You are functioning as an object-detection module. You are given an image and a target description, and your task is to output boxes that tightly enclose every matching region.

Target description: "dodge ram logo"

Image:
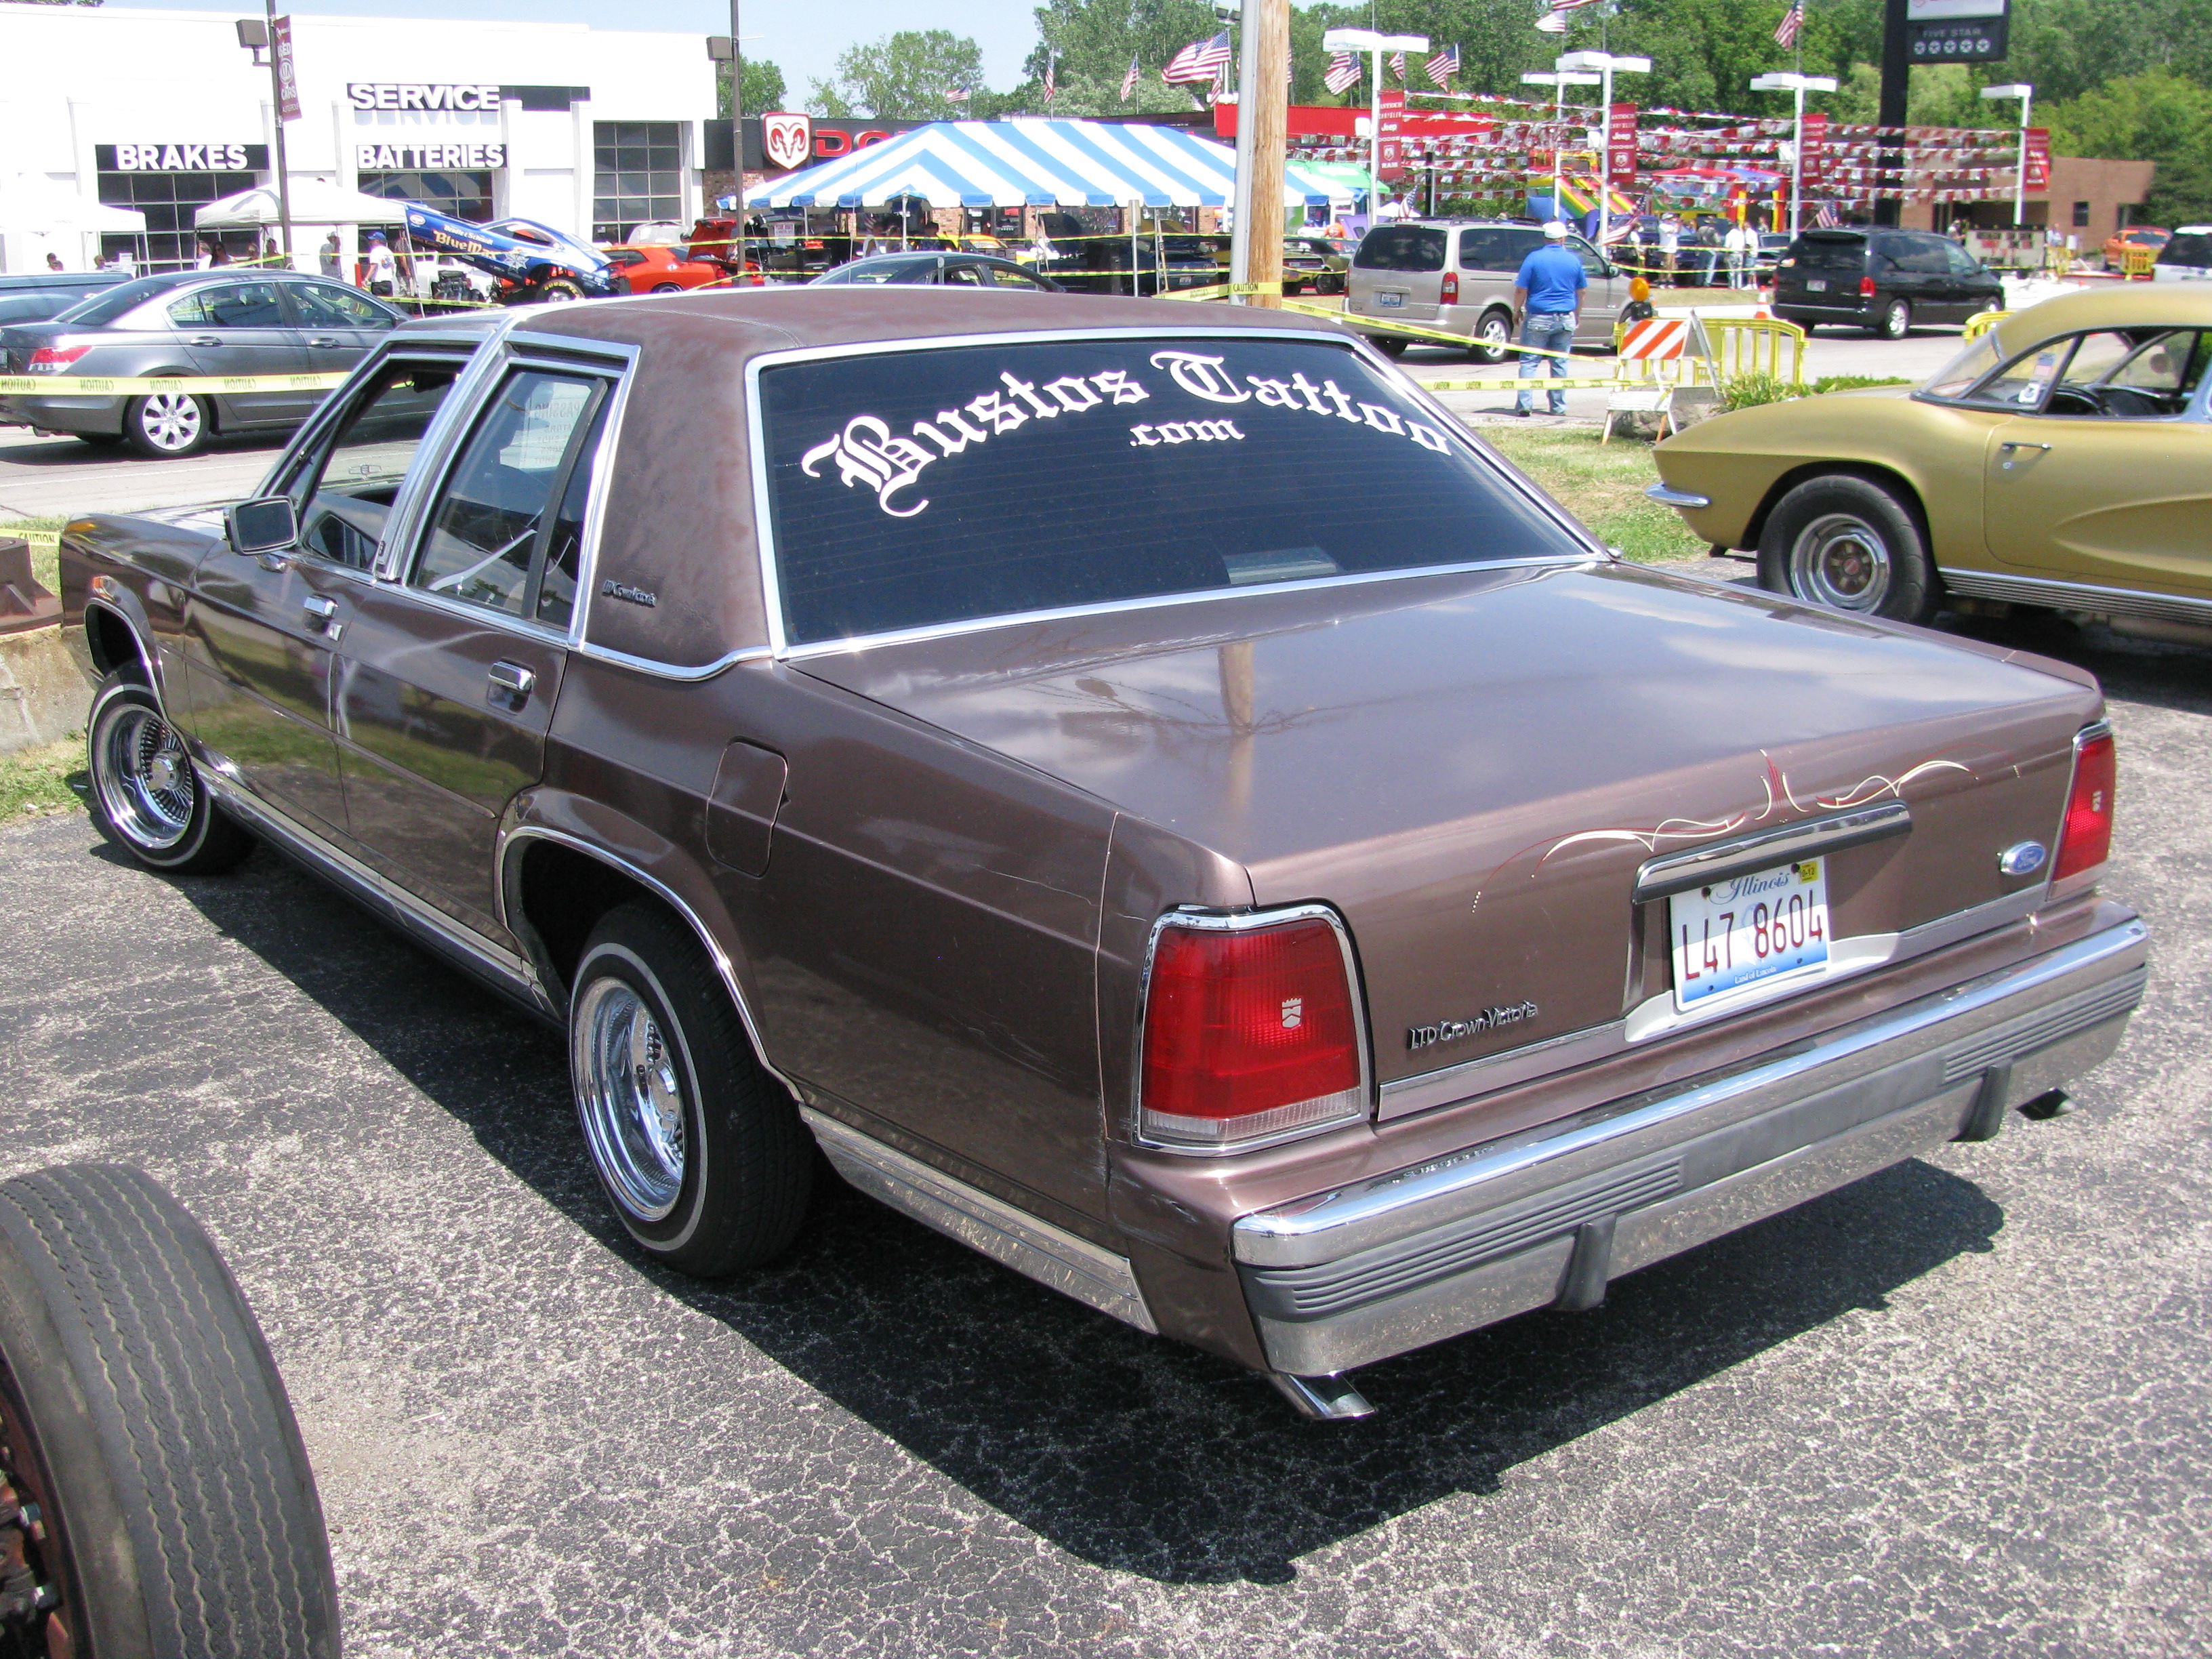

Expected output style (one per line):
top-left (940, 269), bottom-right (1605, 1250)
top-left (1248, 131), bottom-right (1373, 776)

top-left (763, 112), bottom-right (812, 172)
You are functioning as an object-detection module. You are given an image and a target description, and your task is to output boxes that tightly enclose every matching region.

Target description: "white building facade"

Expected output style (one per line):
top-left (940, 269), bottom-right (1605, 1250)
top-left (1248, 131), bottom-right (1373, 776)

top-left (0, 5), bottom-right (720, 272)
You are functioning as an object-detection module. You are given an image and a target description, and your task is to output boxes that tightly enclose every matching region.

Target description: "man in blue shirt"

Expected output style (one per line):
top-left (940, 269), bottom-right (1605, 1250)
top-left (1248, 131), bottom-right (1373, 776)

top-left (1513, 221), bottom-right (1587, 416)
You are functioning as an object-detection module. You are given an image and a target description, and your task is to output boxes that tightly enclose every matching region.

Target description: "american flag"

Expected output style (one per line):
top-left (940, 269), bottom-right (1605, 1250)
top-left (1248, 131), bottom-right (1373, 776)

top-left (1324, 49), bottom-right (1359, 94)
top-left (1774, 0), bottom-right (1804, 47)
top-left (1389, 50), bottom-right (1407, 81)
top-left (1535, 10), bottom-right (1570, 33)
top-left (945, 86), bottom-right (970, 103)
top-left (1044, 52), bottom-right (1057, 104)
top-left (1816, 199), bottom-right (1839, 228)
top-left (1163, 30), bottom-right (1232, 85)
top-left (1120, 53), bottom-right (1140, 100)
top-left (1425, 43), bottom-right (1460, 86)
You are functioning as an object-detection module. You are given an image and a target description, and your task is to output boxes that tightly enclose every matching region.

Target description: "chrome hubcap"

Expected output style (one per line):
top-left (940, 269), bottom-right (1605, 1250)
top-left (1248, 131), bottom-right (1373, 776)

top-left (573, 977), bottom-right (686, 1221)
top-left (137, 393), bottom-right (202, 451)
top-left (93, 703), bottom-right (195, 849)
top-left (1790, 512), bottom-right (1893, 612)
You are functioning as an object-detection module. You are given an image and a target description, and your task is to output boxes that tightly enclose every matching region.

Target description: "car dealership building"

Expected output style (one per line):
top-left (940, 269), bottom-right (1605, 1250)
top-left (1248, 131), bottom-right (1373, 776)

top-left (0, 5), bottom-right (720, 273)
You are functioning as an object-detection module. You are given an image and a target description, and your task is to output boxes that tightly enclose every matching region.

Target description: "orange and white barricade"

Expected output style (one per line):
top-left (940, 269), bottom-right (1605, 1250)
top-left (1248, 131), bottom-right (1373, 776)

top-left (1602, 316), bottom-right (1711, 444)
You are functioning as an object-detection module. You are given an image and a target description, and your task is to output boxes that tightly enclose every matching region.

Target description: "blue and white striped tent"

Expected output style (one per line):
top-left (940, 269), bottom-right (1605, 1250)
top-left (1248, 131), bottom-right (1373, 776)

top-left (756, 119), bottom-right (1336, 210)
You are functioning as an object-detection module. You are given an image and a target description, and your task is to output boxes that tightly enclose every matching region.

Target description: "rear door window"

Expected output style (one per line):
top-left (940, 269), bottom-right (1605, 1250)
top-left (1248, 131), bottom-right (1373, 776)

top-left (1355, 227), bottom-right (1448, 271)
top-left (1792, 235), bottom-right (1865, 274)
top-left (168, 281), bottom-right (285, 329)
top-left (1457, 229), bottom-right (1511, 270)
top-left (758, 336), bottom-right (1572, 646)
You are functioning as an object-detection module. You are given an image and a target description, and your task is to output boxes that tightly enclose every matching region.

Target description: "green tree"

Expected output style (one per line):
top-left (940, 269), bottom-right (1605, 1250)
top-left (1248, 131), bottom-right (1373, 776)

top-left (2045, 67), bottom-right (2212, 224)
top-left (716, 59), bottom-right (789, 121)
top-left (810, 30), bottom-right (989, 118)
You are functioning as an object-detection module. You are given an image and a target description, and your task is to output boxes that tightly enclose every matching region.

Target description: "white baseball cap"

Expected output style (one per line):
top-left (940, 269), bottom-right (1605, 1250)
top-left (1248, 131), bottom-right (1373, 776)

top-left (1543, 220), bottom-right (1569, 239)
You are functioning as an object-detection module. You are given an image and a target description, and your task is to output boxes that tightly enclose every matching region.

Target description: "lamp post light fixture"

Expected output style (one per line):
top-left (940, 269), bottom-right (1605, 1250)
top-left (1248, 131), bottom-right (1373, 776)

top-left (1980, 83), bottom-right (2034, 231)
top-left (1750, 70), bottom-right (1839, 238)
top-left (1521, 68), bottom-right (1601, 224)
top-left (1558, 51), bottom-right (1648, 246)
top-left (1323, 26), bottom-right (1429, 232)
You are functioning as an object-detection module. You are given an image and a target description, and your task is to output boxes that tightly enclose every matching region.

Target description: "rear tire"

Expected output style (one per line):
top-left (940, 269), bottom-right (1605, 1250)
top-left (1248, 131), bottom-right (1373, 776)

top-left (1872, 297), bottom-right (1912, 340)
top-left (85, 674), bottom-right (256, 874)
top-left (537, 277), bottom-right (586, 303)
top-left (0, 1164), bottom-right (340, 1659)
top-left (649, 282), bottom-right (683, 293)
top-left (569, 903), bottom-right (813, 1277)
top-left (1374, 335), bottom-right (1408, 358)
top-left (1758, 473), bottom-right (1937, 624)
top-left (1470, 308), bottom-right (1513, 366)
top-left (122, 391), bottom-right (213, 458)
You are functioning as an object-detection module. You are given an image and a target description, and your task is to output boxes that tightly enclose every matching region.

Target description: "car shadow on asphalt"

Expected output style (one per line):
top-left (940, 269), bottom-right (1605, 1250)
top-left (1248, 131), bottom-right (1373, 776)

top-left (151, 836), bottom-right (2005, 1588)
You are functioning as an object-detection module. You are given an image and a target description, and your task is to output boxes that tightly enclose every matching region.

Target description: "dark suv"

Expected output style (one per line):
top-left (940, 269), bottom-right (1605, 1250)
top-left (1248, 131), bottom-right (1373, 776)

top-left (1773, 229), bottom-right (2003, 339)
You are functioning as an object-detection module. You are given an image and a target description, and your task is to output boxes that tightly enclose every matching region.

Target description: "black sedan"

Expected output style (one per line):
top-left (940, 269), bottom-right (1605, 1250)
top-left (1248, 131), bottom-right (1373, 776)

top-left (811, 253), bottom-right (1063, 291)
top-left (0, 270), bottom-right (403, 457)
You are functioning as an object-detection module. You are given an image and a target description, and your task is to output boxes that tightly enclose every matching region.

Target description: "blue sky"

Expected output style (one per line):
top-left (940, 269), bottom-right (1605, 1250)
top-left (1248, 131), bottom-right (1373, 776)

top-left (116, 0), bottom-right (1044, 101)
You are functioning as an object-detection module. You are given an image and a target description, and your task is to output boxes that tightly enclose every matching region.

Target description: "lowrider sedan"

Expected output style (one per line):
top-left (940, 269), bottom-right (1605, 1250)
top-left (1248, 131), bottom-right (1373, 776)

top-left (1650, 285), bottom-right (2212, 639)
top-left (60, 290), bottom-right (2145, 1418)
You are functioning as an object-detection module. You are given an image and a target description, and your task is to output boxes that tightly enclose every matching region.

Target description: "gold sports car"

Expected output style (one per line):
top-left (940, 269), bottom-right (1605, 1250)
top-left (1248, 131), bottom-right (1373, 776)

top-left (1648, 286), bottom-right (2212, 641)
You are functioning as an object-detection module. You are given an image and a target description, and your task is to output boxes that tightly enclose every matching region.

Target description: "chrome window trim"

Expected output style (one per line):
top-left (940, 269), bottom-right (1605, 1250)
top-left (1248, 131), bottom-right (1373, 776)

top-left (1940, 567), bottom-right (2212, 628)
top-left (1632, 800), bottom-right (1911, 902)
top-left (571, 640), bottom-right (771, 680)
top-left (367, 319), bottom-right (531, 582)
top-left (561, 338), bottom-right (642, 651)
top-left (256, 335), bottom-right (494, 509)
top-left (1376, 884), bottom-right (2051, 1122)
top-left (742, 325), bottom-right (1603, 660)
top-left (1131, 902), bottom-right (1374, 1158)
top-left (495, 825), bottom-right (798, 1093)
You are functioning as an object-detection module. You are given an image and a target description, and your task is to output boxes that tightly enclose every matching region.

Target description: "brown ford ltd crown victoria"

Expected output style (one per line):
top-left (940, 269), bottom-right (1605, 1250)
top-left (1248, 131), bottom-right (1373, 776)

top-left (58, 289), bottom-right (2146, 1418)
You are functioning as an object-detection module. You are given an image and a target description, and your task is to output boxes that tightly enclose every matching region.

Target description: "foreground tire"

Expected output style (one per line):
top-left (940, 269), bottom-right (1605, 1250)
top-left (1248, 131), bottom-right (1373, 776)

top-left (122, 392), bottom-right (212, 458)
top-left (0, 1164), bottom-right (340, 1659)
top-left (1469, 308), bottom-right (1513, 365)
top-left (85, 675), bottom-right (255, 875)
top-left (1758, 473), bottom-right (1937, 623)
top-left (569, 903), bottom-right (813, 1277)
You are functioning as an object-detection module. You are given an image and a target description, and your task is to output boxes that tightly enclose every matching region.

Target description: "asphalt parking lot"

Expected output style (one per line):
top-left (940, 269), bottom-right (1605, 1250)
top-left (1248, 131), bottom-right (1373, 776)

top-left (1, 599), bottom-right (2206, 1656)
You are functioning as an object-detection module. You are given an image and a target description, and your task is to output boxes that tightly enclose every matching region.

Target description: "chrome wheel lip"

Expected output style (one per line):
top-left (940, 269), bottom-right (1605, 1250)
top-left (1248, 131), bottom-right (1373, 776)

top-left (136, 392), bottom-right (203, 452)
top-left (573, 975), bottom-right (687, 1223)
top-left (1790, 511), bottom-right (1893, 613)
top-left (92, 701), bottom-right (195, 850)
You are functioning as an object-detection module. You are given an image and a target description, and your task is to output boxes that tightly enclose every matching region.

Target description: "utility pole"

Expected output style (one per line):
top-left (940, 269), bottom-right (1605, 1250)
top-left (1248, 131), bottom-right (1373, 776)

top-left (262, 0), bottom-right (294, 264)
top-left (1248, 0), bottom-right (1288, 306)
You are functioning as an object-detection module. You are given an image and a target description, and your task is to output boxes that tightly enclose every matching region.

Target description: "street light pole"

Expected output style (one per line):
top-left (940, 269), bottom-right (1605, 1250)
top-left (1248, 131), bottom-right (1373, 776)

top-left (1520, 69), bottom-right (1600, 223)
top-left (262, 0), bottom-right (293, 264)
top-left (1750, 71), bottom-right (1837, 238)
top-left (1323, 27), bottom-right (1427, 232)
top-left (1980, 83), bottom-right (2033, 232)
top-left (1559, 52), bottom-right (1647, 247)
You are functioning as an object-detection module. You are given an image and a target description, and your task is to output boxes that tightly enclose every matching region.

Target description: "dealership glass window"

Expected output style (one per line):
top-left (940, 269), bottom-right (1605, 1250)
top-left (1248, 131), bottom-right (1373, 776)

top-left (2072, 201), bottom-right (2091, 228)
top-left (97, 165), bottom-right (258, 272)
top-left (358, 170), bottom-right (494, 225)
top-left (592, 122), bottom-right (682, 243)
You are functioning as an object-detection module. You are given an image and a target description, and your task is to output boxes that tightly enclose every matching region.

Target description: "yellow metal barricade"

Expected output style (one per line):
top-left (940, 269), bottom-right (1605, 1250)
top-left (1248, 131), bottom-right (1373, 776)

top-left (1704, 316), bottom-right (1805, 387)
top-left (1962, 309), bottom-right (2010, 340)
top-left (2122, 245), bottom-right (2157, 278)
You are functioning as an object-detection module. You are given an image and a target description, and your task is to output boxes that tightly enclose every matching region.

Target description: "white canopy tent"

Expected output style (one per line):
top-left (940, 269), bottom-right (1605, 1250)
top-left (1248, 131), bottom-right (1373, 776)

top-left (0, 173), bottom-right (145, 272)
top-left (194, 180), bottom-right (410, 229)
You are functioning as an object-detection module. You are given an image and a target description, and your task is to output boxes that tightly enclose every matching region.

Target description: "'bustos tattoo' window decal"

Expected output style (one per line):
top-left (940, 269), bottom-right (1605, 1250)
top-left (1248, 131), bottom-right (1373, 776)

top-left (761, 337), bottom-right (1573, 645)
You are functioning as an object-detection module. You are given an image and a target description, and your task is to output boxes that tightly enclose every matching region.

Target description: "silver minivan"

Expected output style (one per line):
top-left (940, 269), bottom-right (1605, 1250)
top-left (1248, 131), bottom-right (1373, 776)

top-left (1346, 220), bottom-right (1624, 364)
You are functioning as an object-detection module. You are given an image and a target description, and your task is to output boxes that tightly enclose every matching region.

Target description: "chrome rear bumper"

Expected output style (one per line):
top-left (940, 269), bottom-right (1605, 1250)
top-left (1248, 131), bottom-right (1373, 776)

top-left (1234, 916), bottom-right (2148, 1376)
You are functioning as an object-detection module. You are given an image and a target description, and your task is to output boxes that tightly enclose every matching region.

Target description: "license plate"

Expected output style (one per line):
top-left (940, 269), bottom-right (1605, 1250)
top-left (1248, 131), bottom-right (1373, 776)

top-left (1670, 858), bottom-right (1829, 1013)
top-left (1377, 291), bottom-right (1404, 307)
top-left (1805, 279), bottom-right (1828, 292)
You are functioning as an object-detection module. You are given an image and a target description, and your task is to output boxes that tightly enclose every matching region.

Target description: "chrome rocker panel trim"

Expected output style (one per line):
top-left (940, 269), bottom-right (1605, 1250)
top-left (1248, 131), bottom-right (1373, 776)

top-left (200, 765), bottom-right (558, 1019)
top-left (1942, 567), bottom-right (2212, 628)
top-left (801, 1107), bottom-right (1159, 1335)
top-left (1233, 915), bottom-right (2147, 1377)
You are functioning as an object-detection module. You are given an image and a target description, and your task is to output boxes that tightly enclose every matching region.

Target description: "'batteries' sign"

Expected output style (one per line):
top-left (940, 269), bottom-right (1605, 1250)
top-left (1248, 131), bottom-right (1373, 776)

top-left (355, 143), bottom-right (508, 170)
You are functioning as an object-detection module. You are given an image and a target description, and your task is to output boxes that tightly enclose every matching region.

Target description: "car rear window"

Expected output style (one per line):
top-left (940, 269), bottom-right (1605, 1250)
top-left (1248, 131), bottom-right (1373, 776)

top-left (1354, 227), bottom-right (1448, 271)
top-left (2160, 231), bottom-right (2212, 268)
top-left (1790, 234), bottom-right (1865, 274)
top-left (54, 275), bottom-right (193, 326)
top-left (758, 337), bottom-right (1572, 646)
top-left (816, 257), bottom-right (939, 285)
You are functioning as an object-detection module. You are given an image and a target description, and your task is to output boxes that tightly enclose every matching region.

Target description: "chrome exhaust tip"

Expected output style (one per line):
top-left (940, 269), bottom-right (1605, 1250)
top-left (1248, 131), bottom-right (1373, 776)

top-left (1268, 1371), bottom-right (1376, 1420)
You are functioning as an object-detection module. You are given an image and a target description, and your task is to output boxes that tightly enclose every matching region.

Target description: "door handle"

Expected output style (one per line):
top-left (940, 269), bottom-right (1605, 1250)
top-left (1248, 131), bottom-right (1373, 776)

top-left (1999, 441), bottom-right (2051, 450)
top-left (188, 335), bottom-right (222, 346)
top-left (1998, 440), bottom-right (2052, 471)
top-left (307, 336), bottom-right (342, 348)
top-left (302, 594), bottom-right (339, 635)
top-left (487, 661), bottom-right (536, 702)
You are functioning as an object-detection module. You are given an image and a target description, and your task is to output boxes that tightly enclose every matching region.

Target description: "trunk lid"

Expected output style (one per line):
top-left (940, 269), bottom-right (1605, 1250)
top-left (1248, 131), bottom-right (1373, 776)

top-left (797, 562), bottom-right (2102, 1084)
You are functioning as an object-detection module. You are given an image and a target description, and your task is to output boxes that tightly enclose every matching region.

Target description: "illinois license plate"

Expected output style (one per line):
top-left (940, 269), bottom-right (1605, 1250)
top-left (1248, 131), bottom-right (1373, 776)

top-left (1670, 857), bottom-right (1830, 1012)
top-left (1377, 291), bottom-right (1404, 307)
top-left (1805, 279), bottom-right (1828, 292)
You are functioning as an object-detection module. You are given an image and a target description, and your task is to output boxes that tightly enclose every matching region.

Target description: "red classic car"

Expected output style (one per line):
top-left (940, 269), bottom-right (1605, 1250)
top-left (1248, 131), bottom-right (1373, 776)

top-left (601, 243), bottom-right (728, 295)
top-left (58, 289), bottom-right (2146, 1418)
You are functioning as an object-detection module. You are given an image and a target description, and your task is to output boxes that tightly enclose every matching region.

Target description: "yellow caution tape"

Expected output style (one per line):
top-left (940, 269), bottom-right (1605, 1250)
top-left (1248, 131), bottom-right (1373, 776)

top-left (8, 529), bottom-right (65, 550)
top-left (1166, 279), bottom-right (1286, 302)
top-left (0, 371), bottom-right (352, 396)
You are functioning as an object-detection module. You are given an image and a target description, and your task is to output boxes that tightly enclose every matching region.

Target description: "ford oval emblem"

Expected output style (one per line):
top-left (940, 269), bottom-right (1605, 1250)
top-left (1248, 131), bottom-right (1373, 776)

top-left (1999, 840), bottom-right (2048, 877)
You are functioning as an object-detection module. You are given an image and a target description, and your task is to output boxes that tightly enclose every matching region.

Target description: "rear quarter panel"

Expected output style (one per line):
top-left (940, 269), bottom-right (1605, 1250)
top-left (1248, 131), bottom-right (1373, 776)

top-left (1654, 390), bottom-right (2008, 569)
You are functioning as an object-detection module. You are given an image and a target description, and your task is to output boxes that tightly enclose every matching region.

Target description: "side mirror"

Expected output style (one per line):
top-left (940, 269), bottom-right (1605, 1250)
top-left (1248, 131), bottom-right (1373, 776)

top-left (226, 496), bottom-right (298, 557)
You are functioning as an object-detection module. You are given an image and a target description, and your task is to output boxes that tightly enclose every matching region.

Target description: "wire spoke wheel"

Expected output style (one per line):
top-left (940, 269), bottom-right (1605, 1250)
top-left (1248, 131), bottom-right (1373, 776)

top-left (1789, 512), bottom-right (1893, 613)
top-left (574, 979), bottom-right (688, 1222)
top-left (92, 703), bottom-right (195, 851)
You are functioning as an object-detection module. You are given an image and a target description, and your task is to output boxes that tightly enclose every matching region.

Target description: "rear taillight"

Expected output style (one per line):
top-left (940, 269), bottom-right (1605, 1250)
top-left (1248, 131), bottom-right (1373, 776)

top-left (1139, 910), bottom-right (1366, 1150)
top-left (2053, 725), bottom-right (2116, 881)
top-left (1439, 270), bottom-right (1459, 305)
top-left (28, 346), bottom-right (90, 372)
top-left (1858, 276), bottom-right (1877, 298)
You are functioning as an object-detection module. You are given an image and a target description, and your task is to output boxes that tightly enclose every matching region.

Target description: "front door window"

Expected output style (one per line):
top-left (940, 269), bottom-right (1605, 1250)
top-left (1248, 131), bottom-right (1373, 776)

top-left (281, 361), bottom-right (462, 570)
